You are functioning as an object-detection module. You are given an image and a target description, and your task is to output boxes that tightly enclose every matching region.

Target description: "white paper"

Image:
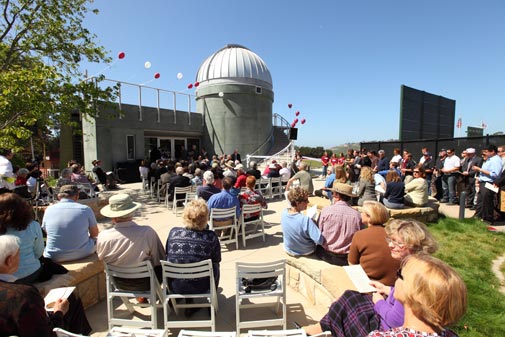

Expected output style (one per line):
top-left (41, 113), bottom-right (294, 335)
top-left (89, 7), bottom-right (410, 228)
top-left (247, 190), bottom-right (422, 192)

top-left (343, 265), bottom-right (376, 293)
top-left (485, 182), bottom-right (499, 193)
top-left (306, 205), bottom-right (318, 221)
top-left (44, 286), bottom-right (75, 311)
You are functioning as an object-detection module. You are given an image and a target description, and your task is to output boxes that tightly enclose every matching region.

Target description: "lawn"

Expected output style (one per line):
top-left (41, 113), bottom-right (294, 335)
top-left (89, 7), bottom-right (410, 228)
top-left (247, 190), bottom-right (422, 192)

top-left (429, 217), bottom-right (505, 336)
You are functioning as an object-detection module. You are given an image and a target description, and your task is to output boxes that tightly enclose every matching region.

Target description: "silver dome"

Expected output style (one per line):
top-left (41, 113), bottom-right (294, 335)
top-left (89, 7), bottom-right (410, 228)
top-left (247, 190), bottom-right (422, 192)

top-left (196, 44), bottom-right (272, 89)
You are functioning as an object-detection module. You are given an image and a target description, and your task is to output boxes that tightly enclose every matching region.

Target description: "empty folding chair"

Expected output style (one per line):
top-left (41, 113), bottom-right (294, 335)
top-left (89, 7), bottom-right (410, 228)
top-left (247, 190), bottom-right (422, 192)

top-left (236, 260), bottom-right (287, 333)
top-left (160, 259), bottom-right (218, 332)
top-left (105, 260), bottom-right (163, 329)
top-left (269, 177), bottom-right (282, 199)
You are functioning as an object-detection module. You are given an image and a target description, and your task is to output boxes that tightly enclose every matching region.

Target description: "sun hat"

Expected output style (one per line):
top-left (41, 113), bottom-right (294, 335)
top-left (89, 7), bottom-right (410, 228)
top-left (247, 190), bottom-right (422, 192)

top-left (235, 164), bottom-right (244, 171)
top-left (330, 183), bottom-right (355, 197)
top-left (100, 193), bottom-right (141, 218)
top-left (225, 160), bottom-right (235, 169)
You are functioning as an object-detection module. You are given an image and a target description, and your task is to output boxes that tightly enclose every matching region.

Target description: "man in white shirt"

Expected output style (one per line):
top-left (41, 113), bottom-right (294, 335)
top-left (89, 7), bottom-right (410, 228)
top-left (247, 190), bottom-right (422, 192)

top-left (441, 148), bottom-right (461, 204)
top-left (279, 161), bottom-right (291, 178)
top-left (0, 149), bottom-right (15, 190)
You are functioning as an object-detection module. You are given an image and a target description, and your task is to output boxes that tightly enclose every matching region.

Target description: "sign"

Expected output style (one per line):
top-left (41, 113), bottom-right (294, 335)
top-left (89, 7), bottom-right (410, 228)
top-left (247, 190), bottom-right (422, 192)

top-left (467, 126), bottom-right (483, 137)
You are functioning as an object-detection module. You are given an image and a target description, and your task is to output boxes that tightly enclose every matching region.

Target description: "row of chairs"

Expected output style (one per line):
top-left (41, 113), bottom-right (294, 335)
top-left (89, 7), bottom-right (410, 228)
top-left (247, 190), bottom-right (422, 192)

top-left (255, 176), bottom-right (289, 200)
top-left (104, 259), bottom-right (286, 334)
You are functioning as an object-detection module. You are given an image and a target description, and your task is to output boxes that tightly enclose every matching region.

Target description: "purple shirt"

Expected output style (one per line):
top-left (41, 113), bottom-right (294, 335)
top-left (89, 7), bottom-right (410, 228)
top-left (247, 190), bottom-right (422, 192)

top-left (374, 287), bottom-right (405, 330)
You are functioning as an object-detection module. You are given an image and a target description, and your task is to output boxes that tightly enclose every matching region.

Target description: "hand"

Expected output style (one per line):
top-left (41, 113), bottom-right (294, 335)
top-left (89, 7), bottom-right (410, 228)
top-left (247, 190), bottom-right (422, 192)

top-left (369, 280), bottom-right (391, 296)
top-left (52, 298), bottom-right (69, 315)
top-left (372, 291), bottom-right (385, 303)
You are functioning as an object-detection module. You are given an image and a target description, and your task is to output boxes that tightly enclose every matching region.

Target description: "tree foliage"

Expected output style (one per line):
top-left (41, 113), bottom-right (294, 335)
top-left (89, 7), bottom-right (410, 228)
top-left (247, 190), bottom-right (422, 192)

top-left (0, 0), bottom-right (116, 150)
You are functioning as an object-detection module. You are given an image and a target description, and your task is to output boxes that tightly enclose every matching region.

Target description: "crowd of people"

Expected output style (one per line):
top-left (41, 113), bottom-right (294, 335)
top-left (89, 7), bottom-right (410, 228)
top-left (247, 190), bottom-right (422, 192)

top-left (0, 145), bottom-right (479, 336)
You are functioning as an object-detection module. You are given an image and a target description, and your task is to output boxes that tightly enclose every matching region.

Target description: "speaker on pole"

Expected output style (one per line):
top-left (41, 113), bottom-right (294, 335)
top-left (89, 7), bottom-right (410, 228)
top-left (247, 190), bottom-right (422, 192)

top-left (289, 128), bottom-right (298, 140)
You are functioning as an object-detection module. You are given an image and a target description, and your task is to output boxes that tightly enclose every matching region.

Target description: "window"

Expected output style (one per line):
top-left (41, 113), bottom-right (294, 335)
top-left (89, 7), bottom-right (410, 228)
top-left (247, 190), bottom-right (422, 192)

top-left (126, 135), bottom-right (135, 160)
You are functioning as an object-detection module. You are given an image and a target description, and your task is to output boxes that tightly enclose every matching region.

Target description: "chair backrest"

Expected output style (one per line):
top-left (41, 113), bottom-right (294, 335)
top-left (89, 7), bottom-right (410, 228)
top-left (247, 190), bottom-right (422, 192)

top-left (179, 330), bottom-right (236, 337)
top-left (174, 185), bottom-right (193, 197)
top-left (248, 329), bottom-right (306, 337)
top-left (105, 260), bottom-right (157, 292)
top-left (209, 207), bottom-right (237, 224)
top-left (161, 259), bottom-right (214, 284)
top-left (241, 203), bottom-right (263, 220)
top-left (236, 259), bottom-right (286, 284)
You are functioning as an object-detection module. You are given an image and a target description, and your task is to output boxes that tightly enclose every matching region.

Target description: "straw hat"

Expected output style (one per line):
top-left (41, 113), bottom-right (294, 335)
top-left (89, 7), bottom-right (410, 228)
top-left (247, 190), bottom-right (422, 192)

top-left (225, 160), bottom-right (235, 169)
top-left (100, 194), bottom-right (141, 218)
top-left (330, 183), bottom-right (355, 197)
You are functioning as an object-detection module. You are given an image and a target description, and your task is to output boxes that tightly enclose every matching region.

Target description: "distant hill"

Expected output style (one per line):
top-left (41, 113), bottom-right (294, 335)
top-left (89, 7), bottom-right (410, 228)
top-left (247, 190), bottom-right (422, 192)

top-left (328, 143), bottom-right (361, 155)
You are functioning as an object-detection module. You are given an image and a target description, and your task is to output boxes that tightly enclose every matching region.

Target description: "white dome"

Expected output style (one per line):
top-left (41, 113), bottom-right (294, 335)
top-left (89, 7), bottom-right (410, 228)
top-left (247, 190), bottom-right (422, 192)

top-left (196, 44), bottom-right (272, 89)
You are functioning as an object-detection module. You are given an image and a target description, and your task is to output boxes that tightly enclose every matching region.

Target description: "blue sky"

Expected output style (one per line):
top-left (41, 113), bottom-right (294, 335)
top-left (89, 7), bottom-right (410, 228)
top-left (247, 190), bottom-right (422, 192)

top-left (81, 0), bottom-right (505, 148)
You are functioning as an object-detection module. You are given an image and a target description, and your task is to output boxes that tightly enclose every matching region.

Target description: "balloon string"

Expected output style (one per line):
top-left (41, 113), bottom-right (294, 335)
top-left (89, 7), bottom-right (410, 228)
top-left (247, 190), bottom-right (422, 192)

top-left (86, 60), bottom-right (117, 80)
top-left (140, 78), bottom-right (155, 86)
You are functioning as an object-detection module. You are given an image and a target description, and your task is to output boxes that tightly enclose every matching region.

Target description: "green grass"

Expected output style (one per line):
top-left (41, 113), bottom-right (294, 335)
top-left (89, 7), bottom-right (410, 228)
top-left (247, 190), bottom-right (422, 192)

top-left (429, 217), bottom-right (505, 336)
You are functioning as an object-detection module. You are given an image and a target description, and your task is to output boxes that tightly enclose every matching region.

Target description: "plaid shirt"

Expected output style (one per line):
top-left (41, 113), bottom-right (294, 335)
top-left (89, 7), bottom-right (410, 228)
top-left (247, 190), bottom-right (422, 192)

top-left (318, 201), bottom-right (362, 254)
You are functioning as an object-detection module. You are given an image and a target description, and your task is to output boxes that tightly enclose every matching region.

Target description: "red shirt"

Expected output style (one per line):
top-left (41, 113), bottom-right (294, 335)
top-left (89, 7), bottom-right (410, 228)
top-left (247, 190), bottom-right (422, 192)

top-left (321, 155), bottom-right (329, 165)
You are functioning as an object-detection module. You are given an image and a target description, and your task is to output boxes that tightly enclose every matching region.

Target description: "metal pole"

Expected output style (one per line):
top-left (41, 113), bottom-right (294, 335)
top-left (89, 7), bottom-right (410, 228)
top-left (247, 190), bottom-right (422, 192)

top-left (459, 191), bottom-right (467, 220)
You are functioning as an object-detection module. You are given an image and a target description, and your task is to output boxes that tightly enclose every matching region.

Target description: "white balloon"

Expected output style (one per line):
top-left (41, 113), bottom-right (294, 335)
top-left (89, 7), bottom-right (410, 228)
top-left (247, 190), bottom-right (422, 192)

top-left (218, 92), bottom-right (224, 97)
top-left (177, 72), bottom-right (183, 80)
top-left (144, 61), bottom-right (151, 69)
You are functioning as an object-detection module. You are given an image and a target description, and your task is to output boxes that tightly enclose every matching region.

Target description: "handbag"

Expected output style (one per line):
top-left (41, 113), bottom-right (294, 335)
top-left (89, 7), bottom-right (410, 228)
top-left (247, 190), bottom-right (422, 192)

top-left (241, 276), bottom-right (278, 293)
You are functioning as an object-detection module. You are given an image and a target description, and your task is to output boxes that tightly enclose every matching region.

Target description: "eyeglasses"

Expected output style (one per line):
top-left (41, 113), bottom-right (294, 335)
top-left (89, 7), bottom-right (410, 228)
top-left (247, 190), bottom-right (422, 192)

top-left (385, 237), bottom-right (406, 249)
top-left (413, 170), bottom-right (420, 174)
top-left (396, 268), bottom-right (403, 280)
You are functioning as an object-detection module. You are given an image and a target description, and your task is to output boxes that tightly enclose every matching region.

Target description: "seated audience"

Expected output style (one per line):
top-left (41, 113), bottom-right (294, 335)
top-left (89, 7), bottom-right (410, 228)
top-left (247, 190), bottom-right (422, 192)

top-left (286, 162), bottom-right (314, 195)
top-left (279, 161), bottom-right (291, 179)
top-left (368, 254), bottom-right (467, 337)
top-left (167, 166), bottom-right (191, 203)
top-left (239, 176), bottom-right (267, 221)
top-left (70, 163), bottom-right (92, 185)
top-left (0, 235), bottom-right (91, 336)
top-left (281, 187), bottom-right (324, 256)
top-left (97, 193), bottom-right (165, 290)
top-left (356, 166), bottom-right (376, 206)
top-left (246, 161), bottom-right (261, 179)
top-left (404, 165), bottom-right (429, 207)
top-left (300, 219), bottom-right (438, 337)
top-left (91, 159), bottom-right (118, 189)
top-left (348, 201), bottom-right (400, 286)
top-left (382, 170), bottom-right (405, 209)
top-left (42, 185), bottom-right (99, 262)
top-left (207, 176), bottom-right (241, 221)
top-left (314, 166), bottom-right (335, 199)
top-left (316, 183), bottom-right (361, 266)
top-left (197, 171), bottom-right (221, 201)
top-left (165, 199), bottom-right (221, 296)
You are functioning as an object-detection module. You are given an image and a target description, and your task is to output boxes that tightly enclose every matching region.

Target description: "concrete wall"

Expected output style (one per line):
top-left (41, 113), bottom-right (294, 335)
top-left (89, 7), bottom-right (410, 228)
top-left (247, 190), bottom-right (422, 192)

top-left (197, 83), bottom-right (274, 156)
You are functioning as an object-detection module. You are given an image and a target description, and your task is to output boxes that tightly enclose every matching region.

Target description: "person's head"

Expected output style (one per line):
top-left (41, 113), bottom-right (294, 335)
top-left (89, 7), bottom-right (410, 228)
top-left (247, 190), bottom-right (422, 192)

top-left (0, 193), bottom-right (33, 234)
top-left (446, 148), bottom-right (455, 157)
top-left (385, 170), bottom-right (401, 183)
top-left (0, 149), bottom-right (13, 159)
top-left (100, 193), bottom-right (141, 222)
top-left (282, 161), bottom-right (288, 168)
top-left (360, 201), bottom-right (389, 226)
top-left (359, 166), bottom-right (374, 183)
top-left (246, 175), bottom-right (256, 190)
top-left (16, 167), bottom-right (29, 178)
top-left (203, 170), bottom-right (215, 185)
top-left (60, 168), bottom-right (72, 179)
top-left (222, 176), bottom-right (233, 190)
top-left (378, 149), bottom-right (385, 158)
top-left (334, 165), bottom-right (347, 183)
top-left (92, 159), bottom-right (101, 166)
top-left (395, 254), bottom-right (467, 332)
top-left (0, 235), bottom-right (20, 274)
top-left (327, 166), bottom-right (334, 175)
top-left (250, 161), bottom-right (257, 170)
top-left (58, 184), bottom-right (80, 200)
top-left (175, 166), bottom-right (185, 175)
top-left (235, 164), bottom-right (245, 174)
top-left (183, 199), bottom-right (209, 231)
top-left (287, 187), bottom-right (310, 209)
top-left (385, 219), bottom-right (438, 260)
top-left (484, 144), bottom-right (498, 158)
top-left (413, 165), bottom-right (425, 178)
top-left (498, 145), bottom-right (505, 157)
top-left (466, 148), bottom-right (476, 158)
top-left (298, 162), bottom-right (307, 171)
top-left (393, 148), bottom-right (401, 155)
top-left (71, 163), bottom-right (81, 174)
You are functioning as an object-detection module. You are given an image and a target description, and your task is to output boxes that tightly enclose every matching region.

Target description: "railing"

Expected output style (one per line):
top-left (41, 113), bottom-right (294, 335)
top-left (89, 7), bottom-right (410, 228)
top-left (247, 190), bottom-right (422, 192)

top-left (88, 77), bottom-right (198, 123)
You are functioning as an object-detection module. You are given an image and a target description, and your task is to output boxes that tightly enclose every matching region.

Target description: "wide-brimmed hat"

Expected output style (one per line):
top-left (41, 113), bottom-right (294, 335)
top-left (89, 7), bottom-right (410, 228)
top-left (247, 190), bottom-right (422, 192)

top-left (225, 160), bottom-right (235, 169)
top-left (100, 194), bottom-right (141, 218)
top-left (330, 183), bottom-right (355, 197)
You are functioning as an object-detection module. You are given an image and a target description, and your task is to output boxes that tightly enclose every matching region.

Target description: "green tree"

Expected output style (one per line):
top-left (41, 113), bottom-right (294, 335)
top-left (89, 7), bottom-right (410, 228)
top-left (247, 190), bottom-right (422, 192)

top-left (0, 0), bottom-right (116, 150)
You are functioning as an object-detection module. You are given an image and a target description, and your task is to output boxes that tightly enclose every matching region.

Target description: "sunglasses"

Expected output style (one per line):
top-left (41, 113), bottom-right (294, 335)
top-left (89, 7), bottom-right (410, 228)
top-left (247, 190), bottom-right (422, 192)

top-left (396, 268), bottom-right (403, 280)
top-left (413, 170), bottom-right (420, 173)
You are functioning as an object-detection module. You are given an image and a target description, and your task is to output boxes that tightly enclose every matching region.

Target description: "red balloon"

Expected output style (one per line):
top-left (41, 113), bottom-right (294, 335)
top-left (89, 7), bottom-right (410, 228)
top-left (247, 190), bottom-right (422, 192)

top-left (187, 83), bottom-right (193, 89)
top-left (154, 73), bottom-right (160, 79)
top-left (288, 103), bottom-right (292, 109)
top-left (294, 118), bottom-right (299, 123)
top-left (295, 111), bottom-right (300, 116)
top-left (118, 52), bottom-right (125, 59)
top-left (194, 81), bottom-right (200, 87)
top-left (301, 119), bottom-right (306, 124)
top-left (291, 123), bottom-right (296, 128)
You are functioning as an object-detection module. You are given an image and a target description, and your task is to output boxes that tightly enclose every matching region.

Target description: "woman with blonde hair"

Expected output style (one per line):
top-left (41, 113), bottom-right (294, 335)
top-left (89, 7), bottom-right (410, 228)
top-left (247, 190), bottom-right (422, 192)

top-left (369, 254), bottom-right (466, 337)
top-left (357, 166), bottom-right (376, 206)
top-left (165, 199), bottom-right (221, 295)
top-left (348, 201), bottom-right (399, 286)
top-left (299, 219), bottom-right (438, 337)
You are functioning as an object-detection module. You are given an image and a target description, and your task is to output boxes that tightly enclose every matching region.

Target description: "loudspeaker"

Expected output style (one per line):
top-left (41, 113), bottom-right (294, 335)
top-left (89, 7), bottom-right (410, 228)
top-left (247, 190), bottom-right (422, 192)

top-left (289, 128), bottom-right (298, 140)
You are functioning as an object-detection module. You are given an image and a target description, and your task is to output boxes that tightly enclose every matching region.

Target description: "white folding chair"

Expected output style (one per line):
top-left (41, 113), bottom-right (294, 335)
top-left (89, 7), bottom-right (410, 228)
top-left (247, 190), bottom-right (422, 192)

top-left (160, 259), bottom-right (218, 332)
top-left (53, 327), bottom-right (89, 337)
top-left (105, 260), bottom-right (163, 329)
top-left (107, 327), bottom-right (168, 337)
top-left (150, 177), bottom-right (157, 198)
top-left (247, 329), bottom-right (306, 337)
top-left (280, 176), bottom-right (290, 193)
top-left (156, 180), bottom-right (165, 203)
top-left (179, 330), bottom-right (236, 337)
top-left (256, 178), bottom-right (271, 199)
top-left (240, 204), bottom-right (266, 247)
top-left (236, 260), bottom-right (287, 333)
top-left (269, 177), bottom-right (282, 199)
top-left (141, 176), bottom-right (150, 193)
top-left (172, 185), bottom-right (193, 216)
top-left (209, 207), bottom-right (239, 249)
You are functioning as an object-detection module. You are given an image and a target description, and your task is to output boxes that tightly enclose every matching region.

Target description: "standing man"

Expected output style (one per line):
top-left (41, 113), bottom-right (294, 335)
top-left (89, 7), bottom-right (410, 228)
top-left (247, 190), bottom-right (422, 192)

top-left (461, 148), bottom-right (482, 209)
top-left (421, 152), bottom-right (434, 196)
top-left (0, 149), bottom-right (15, 190)
top-left (474, 144), bottom-right (503, 224)
top-left (316, 183), bottom-right (362, 266)
top-left (42, 185), bottom-right (99, 262)
top-left (441, 148), bottom-right (461, 204)
top-left (432, 149), bottom-right (447, 200)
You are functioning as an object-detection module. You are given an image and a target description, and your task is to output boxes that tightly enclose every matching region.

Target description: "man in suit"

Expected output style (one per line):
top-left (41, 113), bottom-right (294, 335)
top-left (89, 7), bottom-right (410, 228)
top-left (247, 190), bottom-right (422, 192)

top-left (167, 166), bottom-right (191, 203)
top-left (460, 148), bottom-right (483, 209)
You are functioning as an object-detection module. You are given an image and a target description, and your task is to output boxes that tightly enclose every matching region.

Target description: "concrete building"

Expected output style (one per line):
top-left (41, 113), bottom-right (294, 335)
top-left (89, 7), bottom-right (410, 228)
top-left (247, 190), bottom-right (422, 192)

top-left (69, 44), bottom-right (278, 181)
